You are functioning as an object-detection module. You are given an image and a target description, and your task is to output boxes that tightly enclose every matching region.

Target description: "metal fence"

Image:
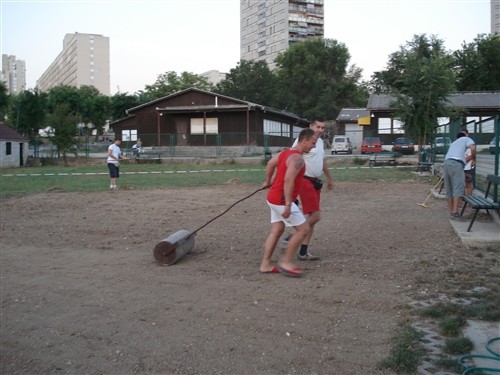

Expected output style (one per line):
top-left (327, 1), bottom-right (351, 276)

top-left (47, 132), bottom-right (298, 160)
top-left (435, 115), bottom-right (499, 198)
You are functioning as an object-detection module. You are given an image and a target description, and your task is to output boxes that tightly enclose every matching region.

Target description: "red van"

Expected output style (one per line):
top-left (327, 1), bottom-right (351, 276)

top-left (361, 137), bottom-right (383, 154)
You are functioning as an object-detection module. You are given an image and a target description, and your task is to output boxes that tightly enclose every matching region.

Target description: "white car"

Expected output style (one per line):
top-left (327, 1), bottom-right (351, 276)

top-left (331, 136), bottom-right (353, 154)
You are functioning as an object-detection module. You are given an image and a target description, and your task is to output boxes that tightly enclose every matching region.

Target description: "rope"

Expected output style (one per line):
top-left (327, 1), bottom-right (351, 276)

top-left (188, 187), bottom-right (265, 236)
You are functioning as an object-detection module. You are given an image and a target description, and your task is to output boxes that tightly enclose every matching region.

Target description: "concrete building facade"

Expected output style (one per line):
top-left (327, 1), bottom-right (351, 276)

top-left (240, 0), bottom-right (324, 70)
top-left (1, 54), bottom-right (26, 94)
top-left (37, 33), bottom-right (110, 95)
top-left (492, 0), bottom-right (500, 35)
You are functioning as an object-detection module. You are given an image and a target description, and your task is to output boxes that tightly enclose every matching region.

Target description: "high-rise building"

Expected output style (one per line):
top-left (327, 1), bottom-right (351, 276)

top-left (37, 32), bottom-right (110, 95)
top-left (240, 0), bottom-right (324, 70)
top-left (1, 54), bottom-right (26, 94)
top-left (200, 70), bottom-right (227, 86)
top-left (492, 0), bottom-right (500, 35)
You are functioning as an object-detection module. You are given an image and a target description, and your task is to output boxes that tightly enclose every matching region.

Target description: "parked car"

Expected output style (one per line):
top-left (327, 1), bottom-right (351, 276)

top-left (331, 136), bottom-right (353, 154)
top-left (490, 136), bottom-right (499, 154)
top-left (391, 137), bottom-right (415, 155)
top-left (431, 136), bottom-right (452, 154)
top-left (361, 137), bottom-right (382, 154)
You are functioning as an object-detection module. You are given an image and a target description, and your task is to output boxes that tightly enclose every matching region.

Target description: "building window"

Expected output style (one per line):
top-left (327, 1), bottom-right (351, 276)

top-left (191, 118), bottom-right (218, 134)
top-left (121, 129), bottom-right (138, 142)
top-left (6, 142), bottom-right (12, 155)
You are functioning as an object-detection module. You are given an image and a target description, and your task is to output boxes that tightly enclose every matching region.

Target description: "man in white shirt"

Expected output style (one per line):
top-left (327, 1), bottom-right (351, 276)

top-left (107, 138), bottom-right (129, 189)
top-left (291, 118), bottom-right (333, 260)
top-left (443, 131), bottom-right (475, 219)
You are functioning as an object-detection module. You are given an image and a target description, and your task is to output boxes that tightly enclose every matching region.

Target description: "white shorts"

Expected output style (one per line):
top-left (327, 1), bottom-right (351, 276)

top-left (267, 201), bottom-right (306, 227)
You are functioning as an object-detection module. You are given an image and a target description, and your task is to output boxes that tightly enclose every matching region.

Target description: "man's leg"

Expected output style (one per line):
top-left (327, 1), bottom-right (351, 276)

top-left (260, 221), bottom-right (284, 273)
top-left (279, 221), bottom-right (310, 271)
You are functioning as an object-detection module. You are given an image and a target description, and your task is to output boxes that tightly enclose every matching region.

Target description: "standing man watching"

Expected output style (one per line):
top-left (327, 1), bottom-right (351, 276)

top-left (443, 130), bottom-right (475, 219)
top-left (292, 118), bottom-right (333, 261)
top-left (260, 128), bottom-right (318, 277)
top-left (107, 138), bottom-right (129, 189)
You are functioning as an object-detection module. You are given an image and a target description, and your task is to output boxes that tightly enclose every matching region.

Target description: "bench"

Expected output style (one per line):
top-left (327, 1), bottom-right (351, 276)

top-left (135, 151), bottom-right (162, 164)
top-left (369, 152), bottom-right (396, 167)
top-left (460, 174), bottom-right (500, 232)
top-left (416, 151), bottom-right (436, 173)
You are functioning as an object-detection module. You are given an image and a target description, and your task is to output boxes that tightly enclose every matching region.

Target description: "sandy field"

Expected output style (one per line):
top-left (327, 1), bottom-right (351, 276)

top-left (0, 179), bottom-right (491, 374)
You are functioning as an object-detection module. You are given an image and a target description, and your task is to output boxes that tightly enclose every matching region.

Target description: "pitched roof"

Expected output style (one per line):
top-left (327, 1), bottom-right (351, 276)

top-left (0, 123), bottom-right (28, 141)
top-left (336, 108), bottom-right (370, 122)
top-left (367, 92), bottom-right (500, 110)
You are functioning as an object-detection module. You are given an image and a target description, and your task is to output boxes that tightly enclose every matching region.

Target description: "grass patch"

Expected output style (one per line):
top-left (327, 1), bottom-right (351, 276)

top-left (0, 162), bottom-right (419, 196)
top-left (439, 316), bottom-right (467, 336)
top-left (379, 324), bottom-right (425, 374)
top-left (434, 358), bottom-right (463, 373)
top-left (444, 337), bottom-right (474, 355)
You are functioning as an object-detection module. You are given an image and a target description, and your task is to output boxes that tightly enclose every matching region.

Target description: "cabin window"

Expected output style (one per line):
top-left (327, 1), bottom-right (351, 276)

top-left (191, 118), bottom-right (218, 134)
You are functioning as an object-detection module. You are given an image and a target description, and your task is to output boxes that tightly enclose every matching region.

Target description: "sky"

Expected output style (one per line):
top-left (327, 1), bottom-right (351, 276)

top-left (0, 0), bottom-right (492, 95)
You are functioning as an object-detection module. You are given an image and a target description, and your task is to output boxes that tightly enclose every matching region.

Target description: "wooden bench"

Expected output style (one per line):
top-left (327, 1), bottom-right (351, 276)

top-left (460, 174), bottom-right (500, 232)
top-left (136, 151), bottom-right (162, 164)
top-left (369, 152), bottom-right (396, 167)
top-left (416, 151), bottom-right (436, 173)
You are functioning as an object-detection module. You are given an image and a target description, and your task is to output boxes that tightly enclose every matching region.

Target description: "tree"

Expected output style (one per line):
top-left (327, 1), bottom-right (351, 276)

top-left (453, 34), bottom-right (500, 91)
top-left (216, 60), bottom-right (279, 107)
top-left (7, 89), bottom-right (46, 139)
top-left (78, 85), bottom-right (110, 141)
top-left (110, 92), bottom-right (141, 121)
top-left (0, 82), bottom-right (9, 121)
top-left (371, 35), bottom-right (458, 151)
top-left (275, 38), bottom-right (368, 120)
top-left (139, 71), bottom-right (214, 101)
top-left (46, 103), bottom-right (78, 166)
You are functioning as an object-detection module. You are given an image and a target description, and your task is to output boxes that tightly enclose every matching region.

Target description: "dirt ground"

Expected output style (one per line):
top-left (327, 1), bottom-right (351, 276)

top-left (0, 179), bottom-right (488, 374)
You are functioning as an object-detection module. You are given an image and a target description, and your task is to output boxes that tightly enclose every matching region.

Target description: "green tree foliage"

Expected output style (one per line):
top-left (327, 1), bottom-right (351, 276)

top-left (372, 34), bottom-right (457, 148)
top-left (453, 34), bottom-right (500, 91)
top-left (109, 92), bottom-right (141, 121)
top-left (7, 89), bottom-right (46, 139)
top-left (139, 71), bottom-right (214, 102)
top-left (216, 60), bottom-right (279, 106)
top-left (275, 38), bottom-right (368, 120)
top-left (0, 81), bottom-right (9, 121)
top-left (46, 85), bottom-right (111, 141)
top-left (46, 102), bottom-right (78, 166)
top-left (78, 85), bottom-right (110, 141)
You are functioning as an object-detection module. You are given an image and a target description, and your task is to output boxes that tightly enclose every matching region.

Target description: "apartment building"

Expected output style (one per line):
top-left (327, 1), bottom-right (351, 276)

top-left (492, 0), bottom-right (500, 35)
top-left (240, 0), bottom-right (324, 70)
top-left (37, 32), bottom-right (110, 95)
top-left (1, 54), bottom-right (26, 94)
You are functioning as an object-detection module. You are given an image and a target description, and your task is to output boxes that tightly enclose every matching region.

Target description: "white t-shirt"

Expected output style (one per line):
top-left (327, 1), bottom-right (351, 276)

top-left (292, 137), bottom-right (325, 178)
top-left (464, 148), bottom-right (473, 171)
top-left (107, 143), bottom-right (122, 164)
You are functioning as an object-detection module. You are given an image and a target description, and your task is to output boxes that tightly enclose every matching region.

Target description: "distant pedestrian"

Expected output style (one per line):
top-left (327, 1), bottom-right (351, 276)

top-left (443, 131), bottom-right (475, 219)
top-left (107, 138), bottom-right (129, 189)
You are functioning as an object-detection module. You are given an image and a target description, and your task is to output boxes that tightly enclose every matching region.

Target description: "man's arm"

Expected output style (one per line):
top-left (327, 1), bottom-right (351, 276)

top-left (322, 159), bottom-right (333, 190)
top-left (262, 154), bottom-right (279, 189)
top-left (283, 154), bottom-right (304, 206)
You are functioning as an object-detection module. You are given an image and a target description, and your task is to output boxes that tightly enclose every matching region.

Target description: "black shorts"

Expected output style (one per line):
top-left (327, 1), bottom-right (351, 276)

top-left (108, 163), bottom-right (119, 178)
